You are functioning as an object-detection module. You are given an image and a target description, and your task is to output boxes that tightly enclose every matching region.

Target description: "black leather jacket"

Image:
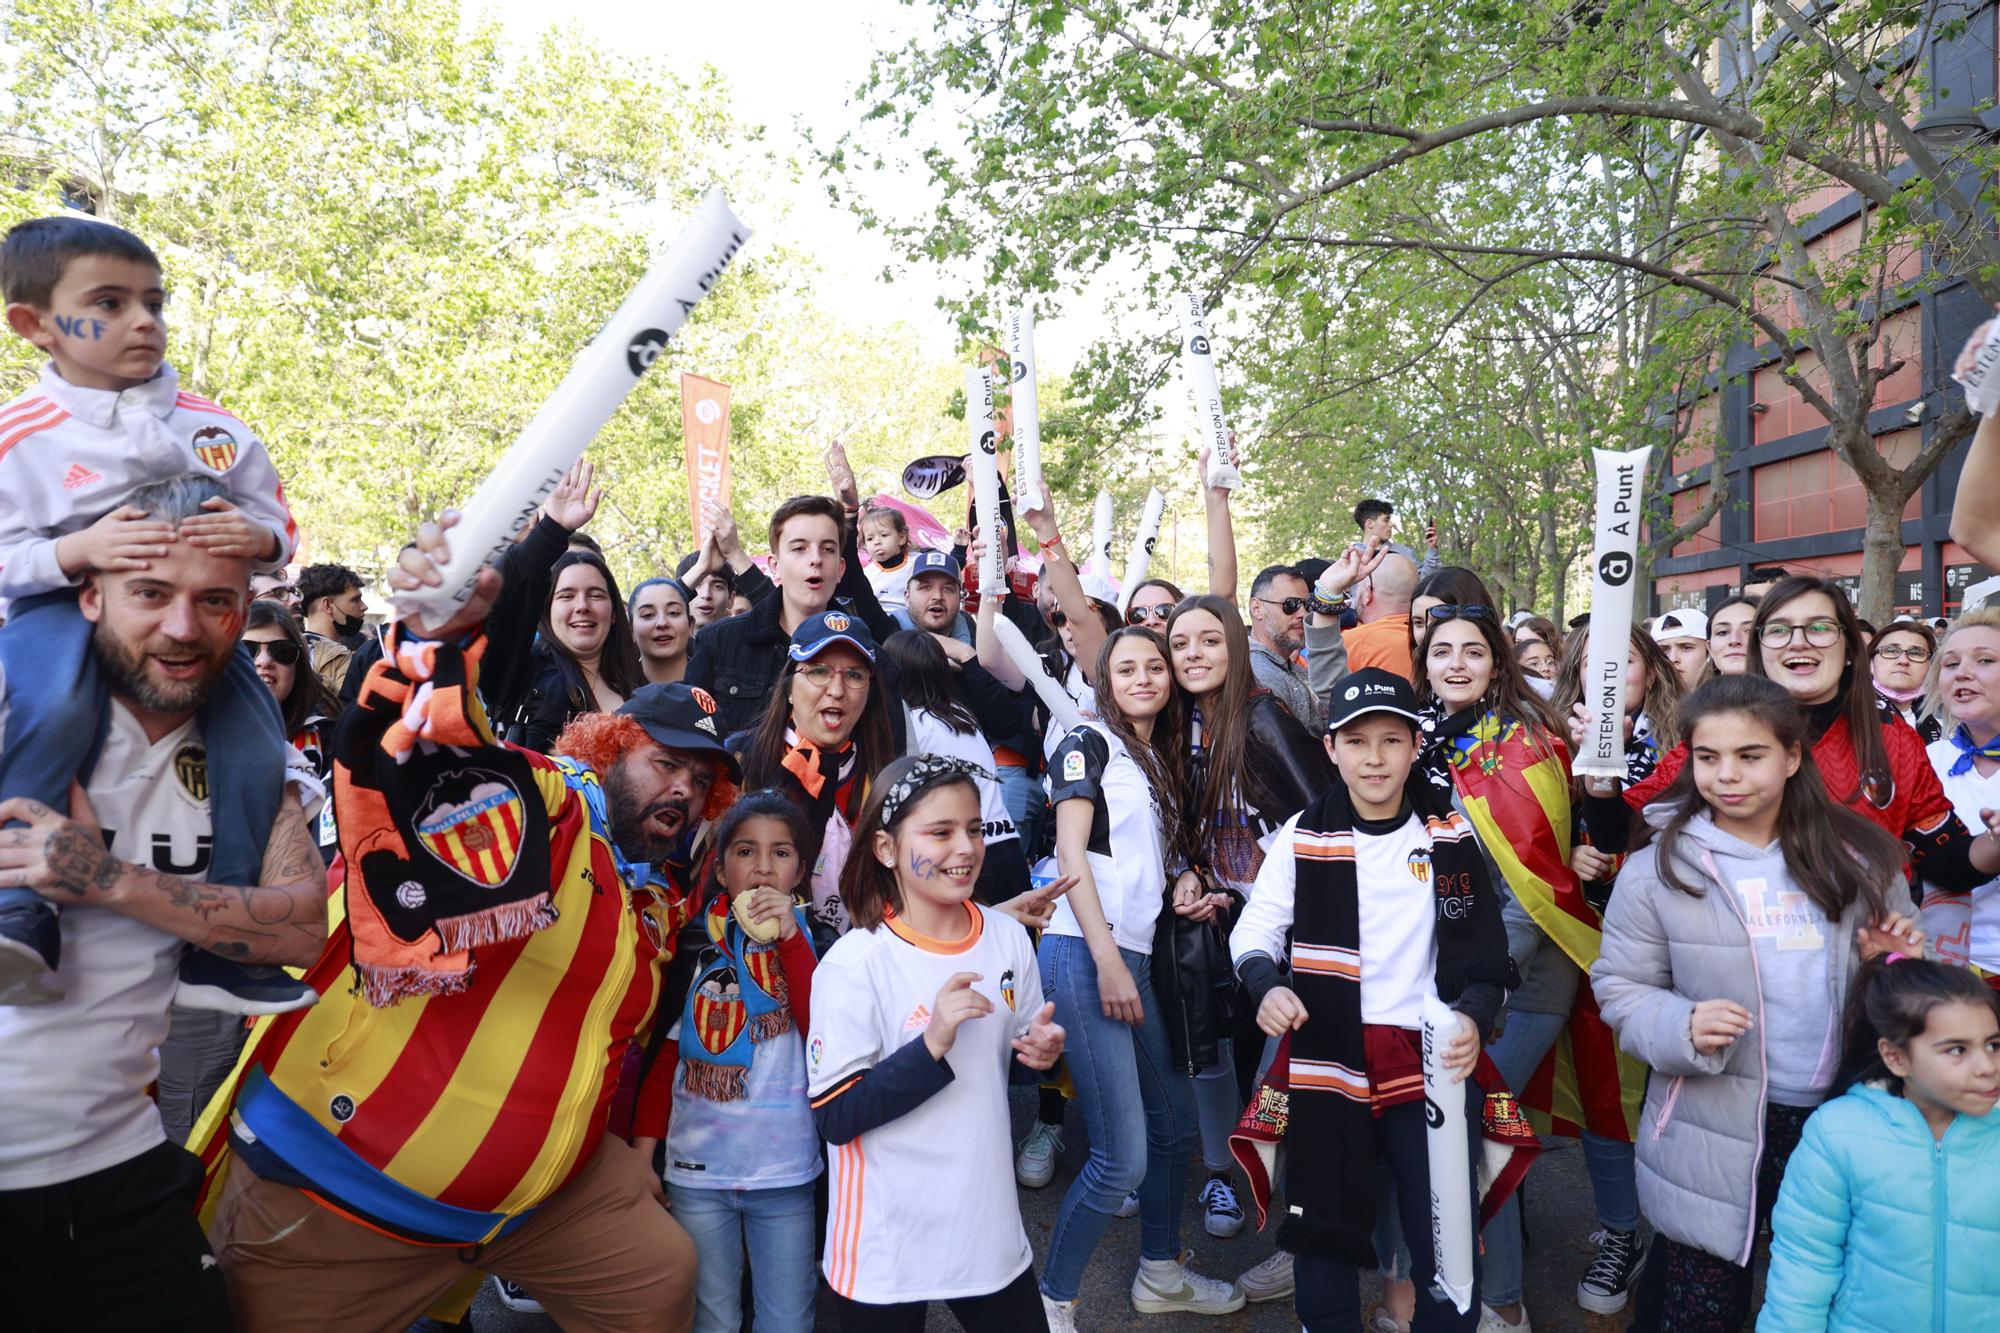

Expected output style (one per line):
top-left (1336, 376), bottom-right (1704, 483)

top-left (1157, 691), bottom-right (1333, 1073)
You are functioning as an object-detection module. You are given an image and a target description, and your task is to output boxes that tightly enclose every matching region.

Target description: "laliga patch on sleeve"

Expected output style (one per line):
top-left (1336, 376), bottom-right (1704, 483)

top-left (1062, 749), bottom-right (1087, 783)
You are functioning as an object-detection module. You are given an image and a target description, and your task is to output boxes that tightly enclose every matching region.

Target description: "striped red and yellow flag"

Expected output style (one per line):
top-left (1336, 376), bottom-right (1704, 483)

top-left (1447, 714), bottom-right (1645, 1142)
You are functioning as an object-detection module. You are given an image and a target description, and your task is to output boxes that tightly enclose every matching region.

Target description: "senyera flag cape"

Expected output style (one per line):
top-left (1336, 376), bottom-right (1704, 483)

top-left (1442, 713), bottom-right (1645, 1142)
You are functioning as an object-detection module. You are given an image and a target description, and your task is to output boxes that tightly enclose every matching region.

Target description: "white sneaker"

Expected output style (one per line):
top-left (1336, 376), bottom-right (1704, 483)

top-left (1479, 1304), bottom-right (1533, 1333)
top-left (1115, 1188), bottom-right (1141, 1218)
top-left (1041, 1291), bottom-right (1079, 1333)
top-left (1199, 1176), bottom-right (1244, 1238)
top-left (490, 1276), bottom-right (544, 1314)
top-left (1130, 1250), bottom-right (1246, 1316)
top-left (1016, 1121), bottom-right (1063, 1188)
top-left (1237, 1250), bottom-right (1296, 1302)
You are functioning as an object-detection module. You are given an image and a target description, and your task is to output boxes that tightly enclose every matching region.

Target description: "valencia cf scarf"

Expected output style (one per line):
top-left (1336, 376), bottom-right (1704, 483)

top-left (333, 631), bottom-right (555, 1006)
top-left (1279, 772), bottom-right (1514, 1263)
top-left (677, 895), bottom-right (809, 1102)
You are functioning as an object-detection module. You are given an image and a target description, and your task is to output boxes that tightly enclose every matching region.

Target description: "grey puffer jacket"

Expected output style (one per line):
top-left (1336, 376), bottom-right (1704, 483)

top-left (1591, 810), bottom-right (1871, 1266)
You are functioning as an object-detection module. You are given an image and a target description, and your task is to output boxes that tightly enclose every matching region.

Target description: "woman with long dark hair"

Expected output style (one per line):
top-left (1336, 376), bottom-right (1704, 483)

top-left (629, 576), bottom-right (694, 686)
top-left (1706, 594), bottom-right (1760, 677)
top-left (1593, 675), bottom-right (1918, 1333)
top-left (243, 600), bottom-right (340, 860)
top-left (1037, 627), bottom-right (1244, 1325)
top-left (519, 551), bottom-right (647, 752)
top-left (1159, 594), bottom-right (1331, 1244)
top-left (1416, 603), bottom-right (1653, 1323)
top-left (734, 613), bottom-right (898, 942)
top-left (1603, 577), bottom-right (2000, 895)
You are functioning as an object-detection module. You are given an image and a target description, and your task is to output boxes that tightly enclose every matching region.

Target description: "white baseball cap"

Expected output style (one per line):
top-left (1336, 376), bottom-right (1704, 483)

top-left (1651, 609), bottom-right (1709, 643)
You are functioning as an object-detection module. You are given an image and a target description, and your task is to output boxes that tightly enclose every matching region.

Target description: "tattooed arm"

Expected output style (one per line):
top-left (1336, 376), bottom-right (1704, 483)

top-left (0, 789), bottom-right (328, 967)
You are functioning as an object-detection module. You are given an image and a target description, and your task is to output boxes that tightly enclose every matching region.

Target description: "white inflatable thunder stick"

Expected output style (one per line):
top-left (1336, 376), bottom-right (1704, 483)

top-left (1421, 993), bottom-right (1475, 1316)
top-left (396, 189), bottom-right (751, 632)
top-left (966, 366), bottom-right (1006, 594)
top-left (991, 614), bottom-right (1085, 734)
top-left (1009, 307), bottom-right (1045, 513)
top-left (1953, 317), bottom-right (2000, 416)
top-left (1573, 446), bottom-right (1652, 781)
top-left (1116, 488), bottom-right (1167, 615)
top-left (1178, 292), bottom-right (1242, 491)
top-left (1089, 491), bottom-right (1115, 580)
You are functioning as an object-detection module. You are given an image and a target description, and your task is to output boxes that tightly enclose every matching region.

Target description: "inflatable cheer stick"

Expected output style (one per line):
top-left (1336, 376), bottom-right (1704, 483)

top-left (1089, 491), bottom-right (1114, 580)
top-left (1116, 488), bottom-right (1167, 616)
top-left (1178, 293), bottom-right (1242, 491)
top-left (1421, 993), bottom-right (1475, 1315)
top-left (965, 366), bottom-right (1006, 594)
top-left (394, 189), bottom-right (752, 632)
top-left (1009, 307), bottom-right (1045, 513)
top-left (991, 614), bottom-right (1084, 734)
top-left (1573, 446), bottom-right (1652, 781)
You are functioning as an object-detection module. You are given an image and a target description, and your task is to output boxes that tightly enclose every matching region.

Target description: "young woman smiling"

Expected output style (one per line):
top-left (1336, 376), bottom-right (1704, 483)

top-left (628, 577), bottom-right (693, 686)
top-left (1418, 606), bottom-right (1651, 1322)
top-left (1919, 608), bottom-right (2000, 983)
top-left (1705, 594), bottom-right (1760, 678)
top-left (519, 551), bottom-right (646, 752)
top-left (1161, 595), bottom-right (1332, 1250)
top-left (1037, 627), bottom-right (1245, 1327)
top-left (1609, 578), bottom-right (2000, 897)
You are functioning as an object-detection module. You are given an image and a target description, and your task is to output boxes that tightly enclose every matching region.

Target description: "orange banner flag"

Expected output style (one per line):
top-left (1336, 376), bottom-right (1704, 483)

top-left (682, 373), bottom-right (733, 547)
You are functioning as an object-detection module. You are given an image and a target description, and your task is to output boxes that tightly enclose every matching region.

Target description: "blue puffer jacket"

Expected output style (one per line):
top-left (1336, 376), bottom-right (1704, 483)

top-left (1758, 1083), bottom-right (2000, 1331)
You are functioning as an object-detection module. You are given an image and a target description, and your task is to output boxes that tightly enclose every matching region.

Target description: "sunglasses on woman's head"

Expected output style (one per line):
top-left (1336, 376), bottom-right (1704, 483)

top-left (1425, 603), bottom-right (1495, 623)
top-left (251, 640), bottom-right (302, 666)
top-left (1127, 604), bottom-right (1172, 626)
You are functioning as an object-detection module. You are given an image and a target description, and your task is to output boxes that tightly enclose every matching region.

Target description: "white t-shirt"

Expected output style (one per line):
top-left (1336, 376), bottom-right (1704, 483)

top-left (0, 702), bottom-right (321, 1188)
top-left (806, 904), bottom-right (1038, 1303)
top-left (865, 552), bottom-right (914, 613)
top-left (1922, 736), bottom-right (2000, 970)
top-left (1233, 811), bottom-right (1439, 1027)
top-left (906, 707), bottom-right (1017, 845)
top-left (1042, 721), bottom-right (1167, 954)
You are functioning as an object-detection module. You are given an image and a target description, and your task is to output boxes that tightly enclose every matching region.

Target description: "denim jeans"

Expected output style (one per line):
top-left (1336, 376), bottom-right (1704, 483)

top-left (666, 1180), bottom-right (816, 1333)
top-left (996, 763), bottom-right (1045, 861)
top-left (1036, 935), bottom-right (1198, 1302)
top-left (1478, 1006), bottom-right (1640, 1306)
top-left (1193, 1039), bottom-right (1240, 1173)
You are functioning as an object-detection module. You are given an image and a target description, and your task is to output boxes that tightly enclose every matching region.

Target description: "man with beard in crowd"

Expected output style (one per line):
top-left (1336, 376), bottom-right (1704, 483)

top-left (1247, 563), bottom-right (1323, 731)
top-left (202, 511), bottom-right (726, 1332)
top-left (0, 474), bottom-right (329, 1330)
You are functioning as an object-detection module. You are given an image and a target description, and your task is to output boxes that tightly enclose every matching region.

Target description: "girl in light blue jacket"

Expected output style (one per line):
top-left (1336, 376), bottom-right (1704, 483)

top-left (1759, 957), bottom-right (2000, 1332)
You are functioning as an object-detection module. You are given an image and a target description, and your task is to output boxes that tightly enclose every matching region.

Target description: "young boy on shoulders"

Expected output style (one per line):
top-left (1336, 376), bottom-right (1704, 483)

top-left (1231, 668), bottom-right (1515, 1333)
top-left (0, 216), bottom-right (303, 1012)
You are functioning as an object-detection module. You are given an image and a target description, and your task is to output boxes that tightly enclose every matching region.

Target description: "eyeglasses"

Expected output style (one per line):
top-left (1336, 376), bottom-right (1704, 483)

top-left (1425, 603), bottom-right (1495, 624)
top-left (1127, 604), bottom-right (1172, 626)
top-left (1874, 644), bottom-right (1931, 663)
top-left (1253, 596), bottom-right (1308, 616)
top-left (1048, 609), bottom-right (1069, 629)
top-left (1758, 619), bottom-right (1842, 649)
top-left (797, 663), bottom-right (871, 690)
top-left (250, 640), bottom-right (302, 666)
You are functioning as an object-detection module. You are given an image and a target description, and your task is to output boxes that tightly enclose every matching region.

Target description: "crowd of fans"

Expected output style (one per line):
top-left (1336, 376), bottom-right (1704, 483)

top-left (2, 216), bottom-right (1999, 1333)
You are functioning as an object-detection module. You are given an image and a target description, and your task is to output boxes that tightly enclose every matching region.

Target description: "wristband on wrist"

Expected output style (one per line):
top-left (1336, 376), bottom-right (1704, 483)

top-left (1308, 588), bottom-right (1348, 618)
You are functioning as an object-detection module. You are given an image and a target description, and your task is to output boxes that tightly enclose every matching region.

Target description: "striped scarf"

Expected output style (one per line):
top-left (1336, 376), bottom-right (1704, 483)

top-left (1280, 771), bottom-right (1513, 1262)
top-left (677, 896), bottom-right (805, 1102)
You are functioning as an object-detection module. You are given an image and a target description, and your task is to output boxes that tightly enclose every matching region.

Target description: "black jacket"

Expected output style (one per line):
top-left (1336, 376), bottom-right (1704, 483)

top-left (1156, 691), bottom-right (1334, 1073)
top-left (684, 523), bottom-right (900, 739)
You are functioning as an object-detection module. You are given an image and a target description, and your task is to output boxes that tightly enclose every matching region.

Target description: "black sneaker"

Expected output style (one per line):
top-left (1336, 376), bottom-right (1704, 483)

top-left (173, 950), bottom-right (318, 1016)
top-left (0, 895), bottom-right (63, 1005)
top-left (1576, 1226), bottom-right (1645, 1315)
top-left (490, 1277), bottom-right (545, 1314)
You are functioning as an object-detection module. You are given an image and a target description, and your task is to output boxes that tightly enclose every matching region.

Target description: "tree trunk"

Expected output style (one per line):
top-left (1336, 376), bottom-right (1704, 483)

top-left (1857, 481), bottom-right (1917, 624)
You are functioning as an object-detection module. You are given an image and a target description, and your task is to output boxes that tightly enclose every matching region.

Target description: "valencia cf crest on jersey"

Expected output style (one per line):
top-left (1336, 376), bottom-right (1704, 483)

top-left (692, 966), bottom-right (748, 1056)
top-left (173, 744), bottom-right (209, 804)
top-left (413, 769), bottom-right (526, 888)
top-left (191, 425), bottom-right (239, 473)
top-left (1000, 967), bottom-right (1017, 1011)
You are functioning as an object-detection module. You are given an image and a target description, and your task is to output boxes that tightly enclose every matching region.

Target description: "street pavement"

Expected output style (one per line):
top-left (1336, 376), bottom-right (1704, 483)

top-left (472, 1086), bottom-right (1640, 1332)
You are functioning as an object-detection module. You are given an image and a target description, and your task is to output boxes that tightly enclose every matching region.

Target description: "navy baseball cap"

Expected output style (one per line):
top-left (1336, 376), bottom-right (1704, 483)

top-left (1324, 668), bottom-right (1423, 734)
top-left (908, 550), bottom-right (961, 582)
top-left (617, 683), bottom-right (741, 781)
top-left (788, 609), bottom-right (877, 663)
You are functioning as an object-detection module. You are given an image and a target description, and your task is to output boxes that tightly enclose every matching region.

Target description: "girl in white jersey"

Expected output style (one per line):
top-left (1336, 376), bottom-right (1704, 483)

top-left (807, 754), bottom-right (1068, 1331)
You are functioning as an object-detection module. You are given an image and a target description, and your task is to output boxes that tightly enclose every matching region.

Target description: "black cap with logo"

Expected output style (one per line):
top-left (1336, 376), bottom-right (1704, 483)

top-left (1324, 668), bottom-right (1424, 735)
top-left (617, 683), bottom-right (741, 781)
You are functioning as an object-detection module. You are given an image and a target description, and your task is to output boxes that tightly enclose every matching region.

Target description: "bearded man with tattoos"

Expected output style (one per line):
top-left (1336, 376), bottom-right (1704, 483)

top-left (0, 474), bottom-right (329, 1330)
